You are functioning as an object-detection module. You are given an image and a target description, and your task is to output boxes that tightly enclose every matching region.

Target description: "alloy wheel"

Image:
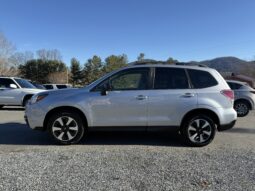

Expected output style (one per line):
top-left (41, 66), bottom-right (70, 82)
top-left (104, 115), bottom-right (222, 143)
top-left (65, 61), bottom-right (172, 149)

top-left (235, 103), bottom-right (248, 116)
top-left (52, 116), bottom-right (79, 141)
top-left (187, 119), bottom-right (212, 143)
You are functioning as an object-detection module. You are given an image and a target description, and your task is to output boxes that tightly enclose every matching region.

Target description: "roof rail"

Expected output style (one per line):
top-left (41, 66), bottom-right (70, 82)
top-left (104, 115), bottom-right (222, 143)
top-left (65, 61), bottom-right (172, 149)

top-left (129, 60), bottom-right (167, 65)
top-left (175, 62), bottom-right (208, 68)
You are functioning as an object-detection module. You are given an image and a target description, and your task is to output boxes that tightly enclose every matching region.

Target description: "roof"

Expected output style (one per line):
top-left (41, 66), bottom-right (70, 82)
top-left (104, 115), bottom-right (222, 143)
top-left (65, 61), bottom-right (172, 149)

top-left (124, 63), bottom-right (214, 71)
top-left (226, 80), bottom-right (247, 85)
top-left (0, 76), bottom-right (22, 79)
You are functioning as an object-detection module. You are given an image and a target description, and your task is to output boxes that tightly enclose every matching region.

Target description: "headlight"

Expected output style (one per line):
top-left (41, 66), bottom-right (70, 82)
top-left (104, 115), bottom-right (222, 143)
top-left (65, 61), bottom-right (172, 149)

top-left (31, 93), bottom-right (48, 104)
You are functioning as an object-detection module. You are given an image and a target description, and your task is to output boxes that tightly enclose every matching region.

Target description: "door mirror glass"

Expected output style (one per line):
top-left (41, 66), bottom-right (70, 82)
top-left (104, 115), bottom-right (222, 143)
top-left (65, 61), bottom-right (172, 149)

top-left (10, 84), bottom-right (18, 89)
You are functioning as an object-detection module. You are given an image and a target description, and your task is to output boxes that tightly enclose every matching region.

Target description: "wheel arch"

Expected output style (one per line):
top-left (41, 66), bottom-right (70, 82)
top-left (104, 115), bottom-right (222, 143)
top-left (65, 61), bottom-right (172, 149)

top-left (22, 94), bottom-right (34, 106)
top-left (43, 106), bottom-right (88, 130)
top-left (181, 108), bottom-right (220, 129)
top-left (234, 98), bottom-right (252, 110)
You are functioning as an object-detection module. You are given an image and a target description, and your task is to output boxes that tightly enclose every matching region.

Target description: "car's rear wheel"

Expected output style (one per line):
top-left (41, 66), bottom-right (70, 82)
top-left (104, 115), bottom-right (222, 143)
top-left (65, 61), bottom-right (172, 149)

top-left (0, 105), bottom-right (3, 109)
top-left (234, 100), bottom-right (250, 117)
top-left (181, 115), bottom-right (216, 147)
top-left (47, 111), bottom-right (85, 144)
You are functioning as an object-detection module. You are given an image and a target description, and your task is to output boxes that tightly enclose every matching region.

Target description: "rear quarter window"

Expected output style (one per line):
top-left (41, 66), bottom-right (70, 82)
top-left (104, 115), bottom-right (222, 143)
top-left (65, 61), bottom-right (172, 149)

top-left (188, 69), bottom-right (218, 88)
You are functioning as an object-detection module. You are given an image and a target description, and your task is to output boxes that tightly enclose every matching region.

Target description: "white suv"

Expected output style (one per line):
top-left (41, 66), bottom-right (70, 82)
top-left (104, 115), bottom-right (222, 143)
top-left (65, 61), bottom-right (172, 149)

top-left (25, 64), bottom-right (237, 146)
top-left (0, 77), bottom-right (45, 108)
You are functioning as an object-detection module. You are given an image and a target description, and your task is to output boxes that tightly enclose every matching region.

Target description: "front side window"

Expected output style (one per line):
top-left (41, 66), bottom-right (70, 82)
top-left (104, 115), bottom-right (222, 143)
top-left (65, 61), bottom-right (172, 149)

top-left (154, 68), bottom-right (189, 89)
top-left (0, 78), bottom-right (17, 88)
top-left (92, 68), bottom-right (150, 91)
top-left (14, 78), bottom-right (35, 89)
top-left (110, 68), bottom-right (149, 90)
top-left (188, 69), bottom-right (218, 89)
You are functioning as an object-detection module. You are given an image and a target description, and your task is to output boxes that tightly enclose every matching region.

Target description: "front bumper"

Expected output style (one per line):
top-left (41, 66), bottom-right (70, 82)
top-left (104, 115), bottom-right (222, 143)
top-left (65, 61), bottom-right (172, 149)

top-left (24, 115), bottom-right (44, 131)
top-left (25, 102), bottom-right (46, 130)
top-left (218, 120), bottom-right (236, 131)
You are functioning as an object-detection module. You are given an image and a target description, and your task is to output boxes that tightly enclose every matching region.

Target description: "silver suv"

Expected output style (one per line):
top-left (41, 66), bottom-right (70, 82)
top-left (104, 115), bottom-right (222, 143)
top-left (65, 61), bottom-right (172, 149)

top-left (25, 64), bottom-right (237, 146)
top-left (0, 77), bottom-right (45, 108)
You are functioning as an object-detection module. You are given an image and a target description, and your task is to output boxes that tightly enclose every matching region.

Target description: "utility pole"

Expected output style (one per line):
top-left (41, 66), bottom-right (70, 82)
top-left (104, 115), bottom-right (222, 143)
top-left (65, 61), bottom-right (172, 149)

top-left (66, 68), bottom-right (69, 84)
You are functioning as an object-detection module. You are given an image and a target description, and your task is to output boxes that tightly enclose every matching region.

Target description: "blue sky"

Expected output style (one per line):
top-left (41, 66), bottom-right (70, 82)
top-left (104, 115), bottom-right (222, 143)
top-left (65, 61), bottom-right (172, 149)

top-left (0, 0), bottom-right (255, 65)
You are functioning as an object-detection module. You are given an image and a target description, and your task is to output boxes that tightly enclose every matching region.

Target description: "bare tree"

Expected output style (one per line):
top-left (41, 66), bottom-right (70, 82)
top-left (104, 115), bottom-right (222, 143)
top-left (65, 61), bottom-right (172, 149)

top-left (0, 32), bottom-right (16, 76)
top-left (9, 51), bottom-right (34, 67)
top-left (36, 49), bottom-right (62, 61)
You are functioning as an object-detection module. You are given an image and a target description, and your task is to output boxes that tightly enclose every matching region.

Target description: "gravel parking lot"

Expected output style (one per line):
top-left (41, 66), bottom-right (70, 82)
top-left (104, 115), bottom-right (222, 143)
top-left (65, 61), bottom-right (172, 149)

top-left (0, 107), bottom-right (254, 191)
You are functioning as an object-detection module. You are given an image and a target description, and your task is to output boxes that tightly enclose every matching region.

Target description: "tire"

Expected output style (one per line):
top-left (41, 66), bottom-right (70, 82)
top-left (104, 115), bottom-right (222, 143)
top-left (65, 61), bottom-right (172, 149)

top-left (181, 115), bottom-right (216, 147)
top-left (0, 105), bottom-right (3, 109)
top-left (23, 96), bottom-right (32, 107)
top-left (234, 100), bottom-right (250, 117)
top-left (47, 111), bottom-right (85, 145)
top-left (23, 99), bottom-right (29, 107)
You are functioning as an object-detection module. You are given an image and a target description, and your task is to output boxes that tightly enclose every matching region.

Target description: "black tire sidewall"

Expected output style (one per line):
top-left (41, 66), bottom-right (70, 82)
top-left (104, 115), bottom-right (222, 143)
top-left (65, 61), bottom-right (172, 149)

top-left (234, 101), bottom-right (249, 117)
top-left (23, 98), bottom-right (30, 107)
top-left (181, 115), bottom-right (216, 147)
top-left (47, 111), bottom-right (85, 145)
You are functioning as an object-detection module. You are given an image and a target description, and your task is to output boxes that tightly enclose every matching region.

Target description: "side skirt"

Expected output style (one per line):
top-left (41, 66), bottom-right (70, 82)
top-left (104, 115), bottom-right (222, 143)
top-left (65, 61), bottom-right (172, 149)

top-left (88, 126), bottom-right (180, 132)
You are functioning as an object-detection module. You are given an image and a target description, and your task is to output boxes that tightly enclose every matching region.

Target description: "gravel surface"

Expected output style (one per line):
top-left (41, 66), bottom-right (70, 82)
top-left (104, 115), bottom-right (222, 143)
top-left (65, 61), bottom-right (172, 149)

top-left (0, 107), bottom-right (255, 191)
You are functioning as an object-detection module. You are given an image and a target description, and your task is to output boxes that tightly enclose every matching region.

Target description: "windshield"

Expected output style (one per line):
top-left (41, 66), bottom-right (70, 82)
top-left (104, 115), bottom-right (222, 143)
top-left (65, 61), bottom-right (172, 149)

top-left (14, 78), bottom-right (36, 89)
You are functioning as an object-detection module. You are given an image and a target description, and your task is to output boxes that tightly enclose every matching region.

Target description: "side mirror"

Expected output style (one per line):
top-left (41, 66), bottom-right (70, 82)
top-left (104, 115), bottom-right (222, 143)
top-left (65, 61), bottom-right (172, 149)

top-left (10, 84), bottom-right (18, 89)
top-left (101, 83), bottom-right (110, 96)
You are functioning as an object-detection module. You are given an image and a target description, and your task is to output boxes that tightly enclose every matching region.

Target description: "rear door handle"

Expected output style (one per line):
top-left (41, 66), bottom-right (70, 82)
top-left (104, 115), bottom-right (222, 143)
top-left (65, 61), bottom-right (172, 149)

top-left (182, 93), bottom-right (195, 97)
top-left (136, 95), bottom-right (148, 100)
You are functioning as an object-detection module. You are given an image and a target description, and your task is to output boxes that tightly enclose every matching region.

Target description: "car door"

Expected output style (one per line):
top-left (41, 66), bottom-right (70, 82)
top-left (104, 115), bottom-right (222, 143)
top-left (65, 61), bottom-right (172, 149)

top-left (0, 78), bottom-right (22, 105)
top-left (89, 67), bottom-right (150, 128)
top-left (147, 67), bottom-right (198, 127)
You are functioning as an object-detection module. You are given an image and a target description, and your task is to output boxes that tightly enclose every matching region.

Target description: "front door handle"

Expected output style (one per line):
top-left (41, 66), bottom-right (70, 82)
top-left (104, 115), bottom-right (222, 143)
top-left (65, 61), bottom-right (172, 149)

top-left (182, 93), bottom-right (195, 97)
top-left (136, 95), bottom-right (148, 100)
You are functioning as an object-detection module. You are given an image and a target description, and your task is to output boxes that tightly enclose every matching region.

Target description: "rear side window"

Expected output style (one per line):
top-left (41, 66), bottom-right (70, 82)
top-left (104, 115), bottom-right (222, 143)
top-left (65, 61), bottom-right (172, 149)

top-left (227, 82), bottom-right (242, 90)
top-left (154, 68), bottom-right (189, 89)
top-left (56, 85), bottom-right (67, 89)
top-left (188, 69), bottom-right (218, 88)
top-left (44, 85), bottom-right (54, 89)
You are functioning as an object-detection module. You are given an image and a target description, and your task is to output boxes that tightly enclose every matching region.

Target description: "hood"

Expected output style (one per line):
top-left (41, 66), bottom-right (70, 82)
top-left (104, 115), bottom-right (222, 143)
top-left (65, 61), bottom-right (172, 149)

top-left (43, 88), bottom-right (87, 96)
top-left (23, 88), bottom-right (46, 94)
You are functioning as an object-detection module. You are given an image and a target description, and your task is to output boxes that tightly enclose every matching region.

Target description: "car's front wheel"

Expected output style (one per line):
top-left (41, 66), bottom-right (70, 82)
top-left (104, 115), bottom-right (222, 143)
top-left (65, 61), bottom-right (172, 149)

top-left (47, 111), bottom-right (85, 144)
top-left (181, 115), bottom-right (216, 147)
top-left (234, 100), bottom-right (250, 117)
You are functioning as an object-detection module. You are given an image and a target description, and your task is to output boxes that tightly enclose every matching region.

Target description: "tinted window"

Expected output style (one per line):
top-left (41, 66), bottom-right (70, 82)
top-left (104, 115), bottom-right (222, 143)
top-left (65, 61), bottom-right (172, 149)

top-left (154, 68), bottom-right (189, 89)
top-left (227, 82), bottom-right (242, 90)
top-left (56, 85), bottom-right (67, 89)
top-left (92, 79), bottom-right (109, 92)
top-left (15, 78), bottom-right (35, 89)
top-left (110, 68), bottom-right (149, 90)
top-left (44, 85), bottom-right (54, 89)
top-left (188, 69), bottom-right (218, 88)
top-left (0, 78), bottom-right (17, 88)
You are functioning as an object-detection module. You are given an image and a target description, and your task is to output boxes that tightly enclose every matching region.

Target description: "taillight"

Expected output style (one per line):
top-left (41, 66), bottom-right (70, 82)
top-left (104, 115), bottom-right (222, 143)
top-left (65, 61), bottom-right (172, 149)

top-left (221, 89), bottom-right (234, 100)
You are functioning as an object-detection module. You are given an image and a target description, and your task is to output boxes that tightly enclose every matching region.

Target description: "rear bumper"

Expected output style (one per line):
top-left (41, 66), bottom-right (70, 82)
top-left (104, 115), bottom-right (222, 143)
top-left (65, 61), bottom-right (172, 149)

top-left (218, 120), bottom-right (236, 131)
